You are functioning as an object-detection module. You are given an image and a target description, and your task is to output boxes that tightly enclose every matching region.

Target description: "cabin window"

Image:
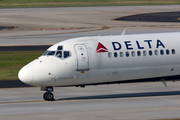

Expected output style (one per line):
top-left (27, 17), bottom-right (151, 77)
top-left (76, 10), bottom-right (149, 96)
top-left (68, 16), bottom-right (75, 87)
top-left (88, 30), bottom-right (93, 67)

top-left (120, 52), bottom-right (124, 57)
top-left (137, 51), bottom-right (141, 56)
top-left (56, 51), bottom-right (62, 58)
top-left (131, 51), bottom-right (135, 57)
top-left (108, 52), bottom-right (112, 58)
top-left (149, 50), bottom-right (152, 56)
top-left (126, 51), bottom-right (129, 57)
top-left (57, 46), bottom-right (63, 50)
top-left (143, 51), bottom-right (147, 56)
top-left (160, 50), bottom-right (164, 55)
top-left (114, 52), bottom-right (118, 58)
top-left (154, 50), bottom-right (158, 55)
top-left (166, 49), bottom-right (169, 55)
top-left (172, 49), bottom-right (175, 54)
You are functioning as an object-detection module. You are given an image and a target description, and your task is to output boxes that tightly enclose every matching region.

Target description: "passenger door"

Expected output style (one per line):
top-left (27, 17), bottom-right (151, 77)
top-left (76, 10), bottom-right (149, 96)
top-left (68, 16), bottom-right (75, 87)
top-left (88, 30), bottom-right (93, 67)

top-left (74, 44), bottom-right (89, 71)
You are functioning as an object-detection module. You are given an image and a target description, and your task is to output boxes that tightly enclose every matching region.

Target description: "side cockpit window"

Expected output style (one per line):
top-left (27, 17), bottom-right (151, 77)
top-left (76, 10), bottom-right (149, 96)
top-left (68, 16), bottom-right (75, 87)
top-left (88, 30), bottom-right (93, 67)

top-left (64, 51), bottom-right (70, 58)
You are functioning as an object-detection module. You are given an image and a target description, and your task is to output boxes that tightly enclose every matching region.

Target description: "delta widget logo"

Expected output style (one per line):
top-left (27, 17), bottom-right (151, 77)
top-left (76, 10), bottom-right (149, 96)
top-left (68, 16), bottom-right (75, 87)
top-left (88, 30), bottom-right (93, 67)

top-left (96, 42), bottom-right (108, 53)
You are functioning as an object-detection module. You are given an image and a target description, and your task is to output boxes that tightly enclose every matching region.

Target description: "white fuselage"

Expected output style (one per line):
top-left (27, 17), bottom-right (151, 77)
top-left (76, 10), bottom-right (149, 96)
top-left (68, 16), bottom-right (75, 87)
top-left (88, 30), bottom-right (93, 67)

top-left (18, 32), bottom-right (180, 87)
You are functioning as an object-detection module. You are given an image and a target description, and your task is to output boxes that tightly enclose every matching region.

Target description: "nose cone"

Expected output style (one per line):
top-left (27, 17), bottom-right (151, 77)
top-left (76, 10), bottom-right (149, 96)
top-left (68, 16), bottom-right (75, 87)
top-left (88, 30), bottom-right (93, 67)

top-left (18, 64), bottom-right (33, 84)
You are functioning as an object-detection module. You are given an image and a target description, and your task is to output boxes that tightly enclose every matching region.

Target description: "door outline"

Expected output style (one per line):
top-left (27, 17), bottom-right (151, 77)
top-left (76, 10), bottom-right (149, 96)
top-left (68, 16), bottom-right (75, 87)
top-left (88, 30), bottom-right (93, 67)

top-left (74, 44), bottom-right (90, 71)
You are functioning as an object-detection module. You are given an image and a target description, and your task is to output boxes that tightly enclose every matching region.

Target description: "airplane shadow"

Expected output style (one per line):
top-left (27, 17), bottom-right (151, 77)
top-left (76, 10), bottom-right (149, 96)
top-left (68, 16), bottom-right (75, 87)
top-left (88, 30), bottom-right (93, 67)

top-left (55, 91), bottom-right (180, 101)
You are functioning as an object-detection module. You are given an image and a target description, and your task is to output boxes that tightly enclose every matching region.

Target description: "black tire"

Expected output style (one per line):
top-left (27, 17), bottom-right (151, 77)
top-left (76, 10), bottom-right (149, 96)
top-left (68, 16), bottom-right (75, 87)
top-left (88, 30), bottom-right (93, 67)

top-left (43, 92), bottom-right (55, 101)
top-left (43, 92), bottom-right (48, 100)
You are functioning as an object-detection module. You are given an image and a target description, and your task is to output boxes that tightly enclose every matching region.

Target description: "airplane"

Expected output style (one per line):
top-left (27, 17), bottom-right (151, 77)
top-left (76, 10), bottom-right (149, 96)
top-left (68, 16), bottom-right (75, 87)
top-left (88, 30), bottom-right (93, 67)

top-left (18, 30), bottom-right (180, 101)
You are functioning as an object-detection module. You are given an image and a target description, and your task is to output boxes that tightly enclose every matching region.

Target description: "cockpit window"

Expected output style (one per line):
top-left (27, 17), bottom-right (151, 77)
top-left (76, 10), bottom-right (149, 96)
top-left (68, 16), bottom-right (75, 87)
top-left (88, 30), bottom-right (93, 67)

top-left (43, 51), bottom-right (49, 56)
top-left (43, 46), bottom-right (71, 59)
top-left (43, 51), bottom-right (55, 56)
top-left (56, 51), bottom-right (62, 58)
top-left (47, 51), bottom-right (55, 55)
top-left (57, 46), bottom-right (63, 50)
top-left (64, 51), bottom-right (70, 58)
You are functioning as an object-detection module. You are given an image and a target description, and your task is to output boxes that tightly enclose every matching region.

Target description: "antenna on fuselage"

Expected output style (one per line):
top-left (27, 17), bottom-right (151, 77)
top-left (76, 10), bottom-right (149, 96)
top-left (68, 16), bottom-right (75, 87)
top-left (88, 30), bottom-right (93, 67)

top-left (121, 29), bottom-right (126, 35)
top-left (162, 79), bottom-right (167, 87)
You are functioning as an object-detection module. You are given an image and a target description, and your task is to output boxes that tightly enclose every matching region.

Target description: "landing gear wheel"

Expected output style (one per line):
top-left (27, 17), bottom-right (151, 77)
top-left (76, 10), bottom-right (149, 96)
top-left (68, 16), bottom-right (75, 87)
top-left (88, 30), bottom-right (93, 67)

top-left (43, 92), bottom-right (55, 101)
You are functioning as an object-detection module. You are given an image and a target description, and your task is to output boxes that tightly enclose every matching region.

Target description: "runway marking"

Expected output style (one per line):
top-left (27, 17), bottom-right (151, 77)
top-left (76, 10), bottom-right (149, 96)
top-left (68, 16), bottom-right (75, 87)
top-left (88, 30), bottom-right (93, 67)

top-left (14, 24), bottom-right (180, 36)
top-left (0, 26), bottom-right (110, 36)
top-left (0, 99), bottom-right (78, 104)
top-left (39, 27), bottom-right (93, 31)
top-left (1, 24), bottom-right (180, 35)
top-left (8, 27), bottom-right (99, 31)
top-left (0, 100), bottom-right (48, 104)
top-left (0, 24), bottom-right (180, 47)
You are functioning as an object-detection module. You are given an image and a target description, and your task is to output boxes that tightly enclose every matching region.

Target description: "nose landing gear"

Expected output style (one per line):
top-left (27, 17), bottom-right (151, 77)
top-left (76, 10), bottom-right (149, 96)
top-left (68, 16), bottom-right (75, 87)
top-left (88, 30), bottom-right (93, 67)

top-left (41, 86), bottom-right (55, 101)
top-left (43, 92), bottom-right (54, 101)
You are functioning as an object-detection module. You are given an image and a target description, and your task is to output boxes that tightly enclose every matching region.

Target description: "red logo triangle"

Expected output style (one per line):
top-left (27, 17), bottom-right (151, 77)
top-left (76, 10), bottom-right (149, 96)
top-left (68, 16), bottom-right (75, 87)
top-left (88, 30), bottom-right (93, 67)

top-left (96, 42), bottom-right (108, 53)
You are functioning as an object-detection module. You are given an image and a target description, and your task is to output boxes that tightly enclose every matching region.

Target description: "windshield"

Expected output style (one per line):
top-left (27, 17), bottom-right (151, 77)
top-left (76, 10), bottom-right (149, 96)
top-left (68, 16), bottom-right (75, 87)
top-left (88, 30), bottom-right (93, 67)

top-left (56, 51), bottom-right (62, 58)
top-left (42, 46), bottom-right (71, 59)
top-left (43, 51), bottom-right (55, 56)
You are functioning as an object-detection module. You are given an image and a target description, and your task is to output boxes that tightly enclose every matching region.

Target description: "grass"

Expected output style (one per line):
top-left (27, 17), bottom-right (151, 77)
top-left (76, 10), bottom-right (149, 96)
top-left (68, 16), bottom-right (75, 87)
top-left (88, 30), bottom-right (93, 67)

top-left (0, 0), bottom-right (179, 8)
top-left (0, 51), bottom-right (44, 80)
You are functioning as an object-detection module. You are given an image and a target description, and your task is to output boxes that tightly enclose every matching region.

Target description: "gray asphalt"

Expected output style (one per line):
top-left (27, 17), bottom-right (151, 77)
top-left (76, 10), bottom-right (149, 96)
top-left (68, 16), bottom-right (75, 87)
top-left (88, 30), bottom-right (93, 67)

top-left (0, 83), bottom-right (180, 120)
top-left (0, 5), bottom-right (180, 46)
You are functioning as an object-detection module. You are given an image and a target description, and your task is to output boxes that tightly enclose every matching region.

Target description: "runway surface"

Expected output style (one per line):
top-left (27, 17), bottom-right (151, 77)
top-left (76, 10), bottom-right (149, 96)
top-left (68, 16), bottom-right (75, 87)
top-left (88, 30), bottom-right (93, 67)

top-left (1, 5), bottom-right (180, 120)
top-left (0, 5), bottom-right (180, 46)
top-left (1, 83), bottom-right (180, 120)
